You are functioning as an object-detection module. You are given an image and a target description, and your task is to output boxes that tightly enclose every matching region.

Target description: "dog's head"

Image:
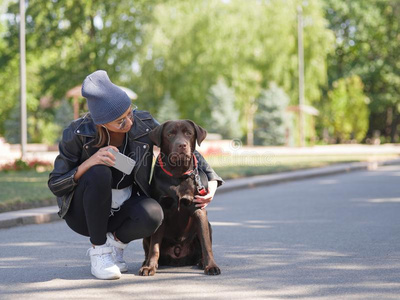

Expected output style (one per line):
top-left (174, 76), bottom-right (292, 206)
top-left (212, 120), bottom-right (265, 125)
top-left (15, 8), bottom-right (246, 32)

top-left (149, 120), bottom-right (207, 165)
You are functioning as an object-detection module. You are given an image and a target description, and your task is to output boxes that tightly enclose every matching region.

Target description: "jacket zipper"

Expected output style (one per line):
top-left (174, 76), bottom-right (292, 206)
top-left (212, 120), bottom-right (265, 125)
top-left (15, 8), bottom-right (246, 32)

top-left (51, 175), bottom-right (73, 187)
top-left (134, 144), bottom-right (150, 197)
top-left (51, 170), bottom-right (77, 187)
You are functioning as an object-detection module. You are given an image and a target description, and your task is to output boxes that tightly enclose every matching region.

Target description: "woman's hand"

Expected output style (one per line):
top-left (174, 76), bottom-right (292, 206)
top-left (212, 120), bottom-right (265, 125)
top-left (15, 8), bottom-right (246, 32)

top-left (193, 180), bottom-right (218, 210)
top-left (87, 145), bottom-right (119, 168)
top-left (73, 146), bottom-right (119, 182)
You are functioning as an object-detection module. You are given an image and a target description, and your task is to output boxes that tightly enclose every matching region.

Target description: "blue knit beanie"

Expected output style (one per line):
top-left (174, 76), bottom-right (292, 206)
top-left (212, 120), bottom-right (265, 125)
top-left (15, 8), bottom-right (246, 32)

top-left (81, 70), bottom-right (131, 124)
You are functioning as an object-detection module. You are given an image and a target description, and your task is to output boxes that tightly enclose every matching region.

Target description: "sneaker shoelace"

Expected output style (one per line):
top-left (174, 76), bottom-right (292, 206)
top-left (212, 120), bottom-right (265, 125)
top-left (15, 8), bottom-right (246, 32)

top-left (99, 252), bottom-right (115, 267)
top-left (87, 248), bottom-right (116, 268)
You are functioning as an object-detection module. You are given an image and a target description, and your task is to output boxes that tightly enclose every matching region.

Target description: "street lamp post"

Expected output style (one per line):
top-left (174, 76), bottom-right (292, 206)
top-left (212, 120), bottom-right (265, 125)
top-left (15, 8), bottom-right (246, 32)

top-left (19, 0), bottom-right (27, 159)
top-left (297, 5), bottom-right (305, 147)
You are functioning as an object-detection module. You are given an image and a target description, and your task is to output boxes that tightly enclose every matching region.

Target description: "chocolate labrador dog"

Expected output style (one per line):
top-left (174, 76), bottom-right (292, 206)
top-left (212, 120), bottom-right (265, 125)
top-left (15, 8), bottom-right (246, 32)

top-left (139, 120), bottom-right (221, 276)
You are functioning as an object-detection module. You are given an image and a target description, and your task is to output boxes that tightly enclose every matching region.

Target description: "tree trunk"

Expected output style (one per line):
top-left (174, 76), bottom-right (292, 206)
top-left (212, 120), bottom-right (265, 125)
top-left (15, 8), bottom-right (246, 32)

top-left (385, 107), bottom-right (393, 138)
top-left (247, 112), bottom-right (254, 146)
top-left (246, 101), bottom-right (257, 146)
top-left (390, 109), bottom-right (399, 143)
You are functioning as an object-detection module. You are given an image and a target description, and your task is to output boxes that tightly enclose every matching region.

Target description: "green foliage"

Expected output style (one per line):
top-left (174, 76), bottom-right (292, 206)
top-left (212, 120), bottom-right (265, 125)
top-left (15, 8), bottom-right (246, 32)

top-left (207, 78), bottom-right (241, 139)
top-left (254, 83), bottom-right (290, 146)
top-left (324, 0), bottom-right (400, 141)
top-left (13, 159), bottom-right (29, 171)
top-left (54, 99), bottom-right (75, 141)
top-left (323, 75), bottom-right (369, 142)
top-left (135, 0), bottom-right (333, 138)
top-left (0, 14), bottom-right (19, 136)
top-left (4, 103), bottom-right (22, 144)
top-left (0, 0), bottom-right (156, 143)
top-left (30, 116), bottom-right (61, 145)
top-left (156, 92), bottom-right (180, 123)
top-left (4, 0), bottom-right (155, 97)
top-left (4, 0), bottom-right (381, 145)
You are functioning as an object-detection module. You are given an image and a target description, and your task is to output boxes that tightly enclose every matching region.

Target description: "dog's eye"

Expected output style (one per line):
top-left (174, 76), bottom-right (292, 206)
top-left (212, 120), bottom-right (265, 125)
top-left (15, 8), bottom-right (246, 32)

top-left (185, 132), bottom-right (193, 136)
top-left (167, 133), bottom-right (174, 137)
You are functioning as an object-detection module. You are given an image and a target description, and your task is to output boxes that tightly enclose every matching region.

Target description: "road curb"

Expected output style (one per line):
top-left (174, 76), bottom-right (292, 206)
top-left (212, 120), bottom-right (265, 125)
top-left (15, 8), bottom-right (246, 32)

top-left (0, 206), bottom-right (60, 229)
top-left (1, 158), bottom-right (400, 229)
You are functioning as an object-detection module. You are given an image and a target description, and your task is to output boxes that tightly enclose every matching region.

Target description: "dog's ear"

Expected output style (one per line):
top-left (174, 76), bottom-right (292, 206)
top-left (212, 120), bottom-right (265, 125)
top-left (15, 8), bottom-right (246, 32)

top-left (186, 120), bottom-right (207, 146)
top-left (149, 122), bottom-right (168, 147)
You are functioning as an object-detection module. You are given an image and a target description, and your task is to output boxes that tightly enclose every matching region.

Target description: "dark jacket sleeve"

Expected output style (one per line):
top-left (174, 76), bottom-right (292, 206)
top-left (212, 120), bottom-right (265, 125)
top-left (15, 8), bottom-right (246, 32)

top-left (48, 125), bottom-right (82, 197)
top-left (194, 151), bottom-right (224, 187)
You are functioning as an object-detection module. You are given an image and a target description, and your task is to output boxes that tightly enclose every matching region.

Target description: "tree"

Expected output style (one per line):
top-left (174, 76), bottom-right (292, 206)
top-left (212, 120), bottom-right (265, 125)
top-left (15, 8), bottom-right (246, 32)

top-left (4, 0), bottom-right (157, 97)
top-left (4, 103), bottom-right (21, 144)
top-left (0, 0), bottom-right (334, 144)
top-left (324, 0), bottom-right (400, 142)
top-left (322, 75), bottom-right (369, 143)
top-left (54, 99), bottom-right (74, 135)
top-left (207, 77), bottom-right (241, 139)
top-left (135, 0), bottom-right (333, 143)
top-left (254, 83), bottom-right (290, 146)
top-left (156, 92), bottom-right (179, 123)
top-left (0, 0), bottom-right (157, 143)
top-left (0, 7), bottom-right (19, 136)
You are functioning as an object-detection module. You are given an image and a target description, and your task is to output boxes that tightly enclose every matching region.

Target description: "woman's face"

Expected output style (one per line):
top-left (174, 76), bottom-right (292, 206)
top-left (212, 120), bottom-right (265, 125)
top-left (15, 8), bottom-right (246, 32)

top-left (103, 106), bottom-right (134, 133)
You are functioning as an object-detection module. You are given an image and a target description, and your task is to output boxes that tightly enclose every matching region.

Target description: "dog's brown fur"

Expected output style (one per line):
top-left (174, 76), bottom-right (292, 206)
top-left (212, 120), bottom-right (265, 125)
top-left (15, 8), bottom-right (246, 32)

top-left (139, 120), bottom-right (221, 276)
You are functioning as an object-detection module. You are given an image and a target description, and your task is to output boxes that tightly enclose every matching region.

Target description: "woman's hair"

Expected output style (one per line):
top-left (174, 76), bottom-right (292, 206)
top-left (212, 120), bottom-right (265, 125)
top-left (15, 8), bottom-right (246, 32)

top-left (94, 125), bottom-right (108, 147)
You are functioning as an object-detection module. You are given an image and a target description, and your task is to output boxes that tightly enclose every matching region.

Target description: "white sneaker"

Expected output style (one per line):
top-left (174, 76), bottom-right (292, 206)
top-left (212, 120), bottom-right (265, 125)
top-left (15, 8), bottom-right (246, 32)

top-left (106, 232), bottom-right (128, 273)
top-left (87, 244), bottom-right (121, 280)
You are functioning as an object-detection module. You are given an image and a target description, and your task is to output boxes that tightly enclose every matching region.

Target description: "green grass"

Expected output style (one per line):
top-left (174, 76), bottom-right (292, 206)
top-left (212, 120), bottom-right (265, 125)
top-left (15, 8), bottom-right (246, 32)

top-left (209, 154), bottom-right (400, 179)
top-left (0, 153), bottom-right (398, 212)
top-left (0, 170), bottom-right (54, 212)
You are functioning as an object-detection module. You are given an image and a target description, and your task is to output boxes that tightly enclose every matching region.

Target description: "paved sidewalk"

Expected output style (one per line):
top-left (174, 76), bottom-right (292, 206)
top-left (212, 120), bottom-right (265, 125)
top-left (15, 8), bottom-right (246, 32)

top-left (1, 158), bottom-right (399, 230)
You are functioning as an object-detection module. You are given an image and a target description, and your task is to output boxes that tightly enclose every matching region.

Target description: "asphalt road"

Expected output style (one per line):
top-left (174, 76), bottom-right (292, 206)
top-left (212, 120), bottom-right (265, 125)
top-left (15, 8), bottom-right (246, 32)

top-left (1, 165), bottom-right (400, 299)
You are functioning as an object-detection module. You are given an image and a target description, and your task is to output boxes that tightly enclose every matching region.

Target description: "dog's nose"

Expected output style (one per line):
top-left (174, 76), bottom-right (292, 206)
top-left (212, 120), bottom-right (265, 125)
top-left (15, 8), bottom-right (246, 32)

top-left (178, 143), bottom-right (187, 150)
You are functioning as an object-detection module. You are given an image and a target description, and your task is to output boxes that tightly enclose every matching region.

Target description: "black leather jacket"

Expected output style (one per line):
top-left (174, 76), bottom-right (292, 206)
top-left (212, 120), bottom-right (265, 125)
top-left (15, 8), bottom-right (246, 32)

top-left (48, 110), bottom-right (223, 218)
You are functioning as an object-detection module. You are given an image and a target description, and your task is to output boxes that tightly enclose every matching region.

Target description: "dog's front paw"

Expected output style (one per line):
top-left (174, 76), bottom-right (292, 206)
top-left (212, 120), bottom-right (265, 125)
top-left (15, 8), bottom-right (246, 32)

top-left (138, 263), bottom-right (158, 276)
top-left (204, 264), bottom-right (221, 275)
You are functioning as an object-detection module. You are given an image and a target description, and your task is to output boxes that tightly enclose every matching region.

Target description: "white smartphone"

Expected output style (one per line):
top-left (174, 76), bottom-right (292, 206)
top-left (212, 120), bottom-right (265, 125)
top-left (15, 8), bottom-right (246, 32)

top-left (107, 148), bottom-right (136, 175)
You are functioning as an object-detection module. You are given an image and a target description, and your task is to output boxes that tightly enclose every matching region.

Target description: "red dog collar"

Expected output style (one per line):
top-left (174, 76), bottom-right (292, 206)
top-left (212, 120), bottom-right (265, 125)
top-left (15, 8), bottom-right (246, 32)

top-left (157, 154), bottom-right (198, 177)
top-left (157, 154), bottom-right (208, 196)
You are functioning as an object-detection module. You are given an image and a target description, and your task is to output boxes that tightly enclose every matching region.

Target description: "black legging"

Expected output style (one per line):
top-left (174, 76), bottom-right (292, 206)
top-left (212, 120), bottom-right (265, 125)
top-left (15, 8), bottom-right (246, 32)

top-left (64, 165), bottom-right (164, 245)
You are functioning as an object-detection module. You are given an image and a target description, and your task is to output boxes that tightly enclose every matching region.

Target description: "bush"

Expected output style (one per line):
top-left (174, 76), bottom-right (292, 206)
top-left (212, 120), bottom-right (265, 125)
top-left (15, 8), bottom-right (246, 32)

top-left (322, 75), bottom-right (369, 143)
top-left (1, 158), bottom-right (53, 172)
